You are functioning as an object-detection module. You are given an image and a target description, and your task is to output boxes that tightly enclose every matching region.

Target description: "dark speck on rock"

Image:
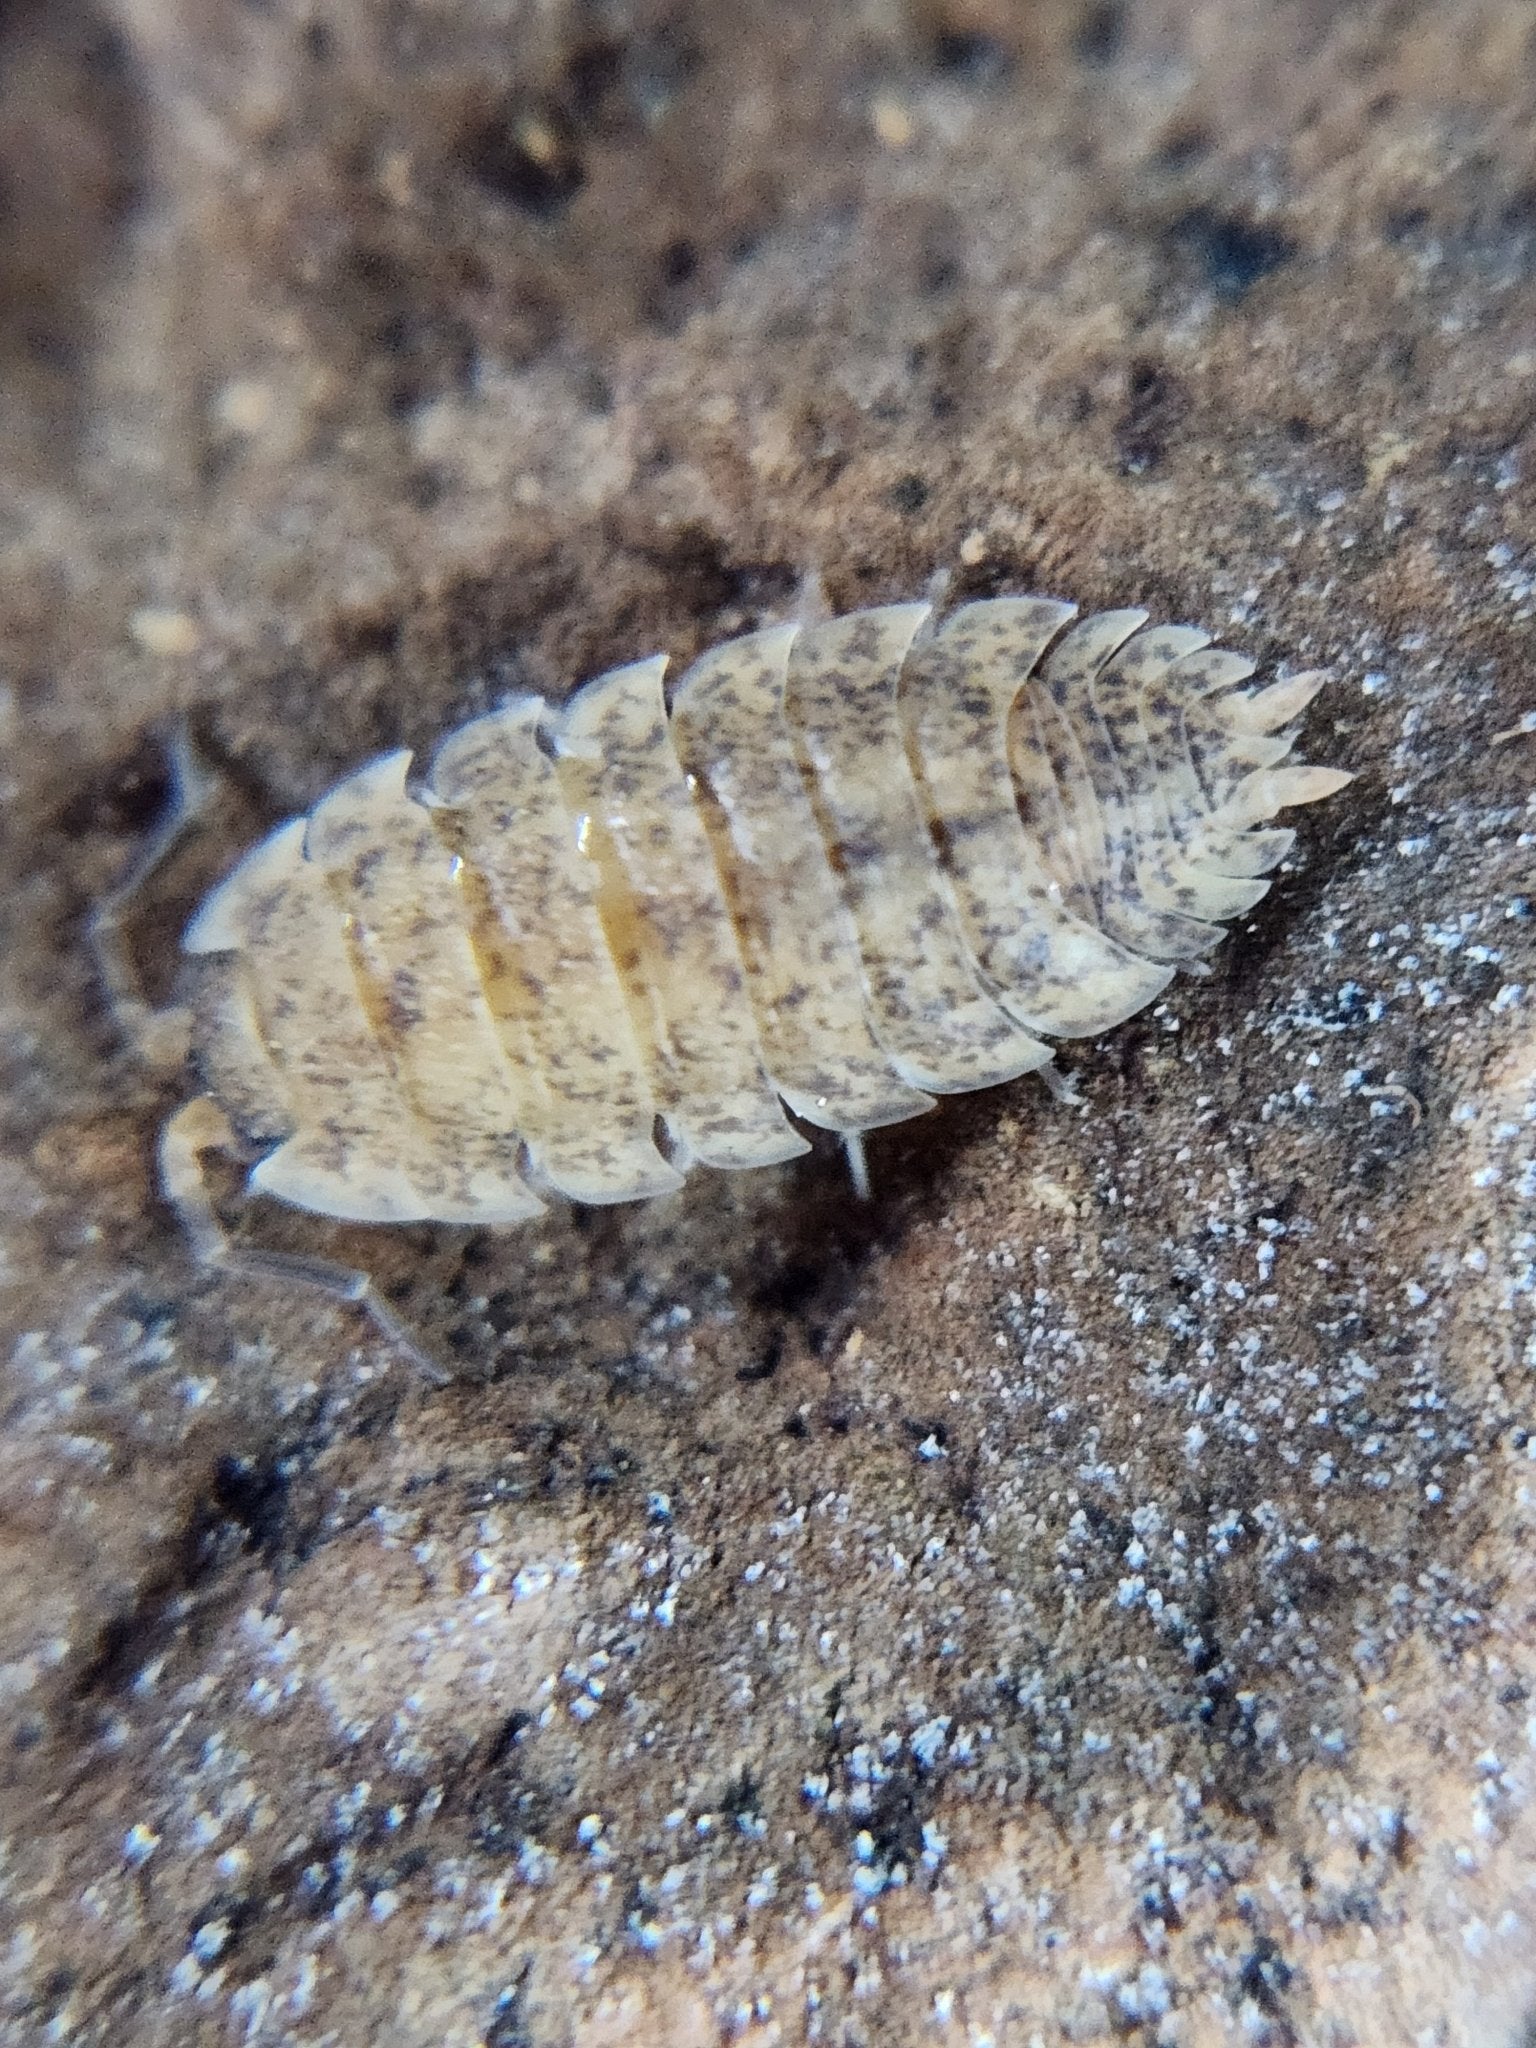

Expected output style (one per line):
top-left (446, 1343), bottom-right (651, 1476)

top-left (1074, 1), bottom-right (1126, 66)
top-left (930, 30), bottom-right (1013, 83)
top-left (457, 99), bottom-right (586, 220)
top-left (1169, 204), bottom-right (1299, 301)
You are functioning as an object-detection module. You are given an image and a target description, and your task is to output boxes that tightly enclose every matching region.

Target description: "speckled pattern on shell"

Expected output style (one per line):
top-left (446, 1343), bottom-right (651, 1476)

top-left (178, 595), bottom-right (1350, 1224)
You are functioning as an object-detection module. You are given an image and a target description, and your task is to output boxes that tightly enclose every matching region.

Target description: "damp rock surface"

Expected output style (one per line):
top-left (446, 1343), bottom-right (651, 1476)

top-left (2, 3), bottom-right (1534, 2044)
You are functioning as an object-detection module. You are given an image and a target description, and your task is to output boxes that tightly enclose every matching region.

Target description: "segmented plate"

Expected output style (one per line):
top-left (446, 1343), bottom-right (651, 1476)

top-left (179, 596), bottom-right (1350, 1225)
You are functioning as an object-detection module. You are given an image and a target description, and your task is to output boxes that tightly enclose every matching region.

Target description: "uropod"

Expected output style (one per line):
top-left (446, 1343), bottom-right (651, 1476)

top-left (107, 593), bottom-right (1352, 1366)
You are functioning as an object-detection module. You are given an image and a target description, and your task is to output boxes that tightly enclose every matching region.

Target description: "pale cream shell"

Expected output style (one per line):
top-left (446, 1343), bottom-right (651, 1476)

top-left (180, 596), bottom-right (1351, 1225)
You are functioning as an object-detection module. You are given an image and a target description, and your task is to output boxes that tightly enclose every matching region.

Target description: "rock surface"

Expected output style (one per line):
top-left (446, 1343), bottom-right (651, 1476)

top-left (2, 1), bottom-right (1534, 2043)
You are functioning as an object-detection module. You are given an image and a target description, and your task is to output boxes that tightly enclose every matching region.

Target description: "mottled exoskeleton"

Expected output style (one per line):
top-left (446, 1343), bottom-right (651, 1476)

top-left (140, 595), bottom-right (1348, 1336)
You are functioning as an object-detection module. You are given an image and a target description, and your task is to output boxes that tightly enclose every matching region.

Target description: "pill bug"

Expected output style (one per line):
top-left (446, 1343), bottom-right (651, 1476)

top-left (154, 595), bottom-right (1350, 1251)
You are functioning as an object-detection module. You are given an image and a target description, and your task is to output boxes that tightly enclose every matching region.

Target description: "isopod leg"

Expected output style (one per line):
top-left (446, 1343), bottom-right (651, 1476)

top-left (159, 1096), bottom-right (452, 1385)
top-left (89, 720), bottom-right (210, 1071)
top-left (159, 1095), bottom-right (241, 1266)
top-left (789, 565), bottom-right (834, 632)
top-left (1037, 1060), bottom-right (1083, 1108)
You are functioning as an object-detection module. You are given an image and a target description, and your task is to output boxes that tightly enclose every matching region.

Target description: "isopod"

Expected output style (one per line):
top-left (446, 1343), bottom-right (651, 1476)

top-left (121, 594), bottom-right (1349, 1336)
